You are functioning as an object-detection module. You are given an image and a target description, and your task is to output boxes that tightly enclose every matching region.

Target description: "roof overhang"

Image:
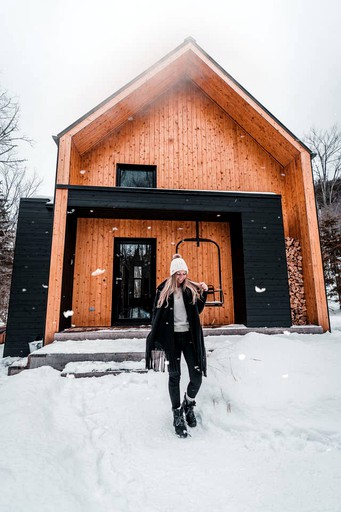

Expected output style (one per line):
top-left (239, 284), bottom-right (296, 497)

top-left (57, 184), bottom-right (283, 222)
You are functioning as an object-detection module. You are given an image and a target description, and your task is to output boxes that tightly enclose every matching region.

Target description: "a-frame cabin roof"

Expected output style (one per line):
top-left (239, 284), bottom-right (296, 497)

top-left (56, 37), bottom-right (312, 167)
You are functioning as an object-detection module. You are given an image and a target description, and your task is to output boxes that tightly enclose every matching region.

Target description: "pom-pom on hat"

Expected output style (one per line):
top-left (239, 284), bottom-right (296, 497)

top-left (170, 253), bottom-right (189, 276)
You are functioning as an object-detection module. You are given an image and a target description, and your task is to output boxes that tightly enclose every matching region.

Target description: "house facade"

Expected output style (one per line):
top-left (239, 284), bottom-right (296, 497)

top-left (4, 38), bottom-right (329, 357)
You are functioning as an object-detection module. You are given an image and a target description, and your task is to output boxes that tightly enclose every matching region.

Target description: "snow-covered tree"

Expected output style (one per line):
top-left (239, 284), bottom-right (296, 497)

top-left (319, 206), bottom-right (341, 309)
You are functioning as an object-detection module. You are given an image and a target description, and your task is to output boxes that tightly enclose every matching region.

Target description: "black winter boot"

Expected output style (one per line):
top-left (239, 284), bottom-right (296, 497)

top-left (182, 394), bottom-right (197, 428)
top-left (172, 407), bottom-right (188, 438)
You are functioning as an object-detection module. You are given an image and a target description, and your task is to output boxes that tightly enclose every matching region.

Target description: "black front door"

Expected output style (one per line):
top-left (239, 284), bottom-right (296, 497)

top-left (112, 238), bottom-right (156, 324)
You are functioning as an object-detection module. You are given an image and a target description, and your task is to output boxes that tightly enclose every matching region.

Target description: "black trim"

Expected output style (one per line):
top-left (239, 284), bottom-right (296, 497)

top-left (116, 163), bottom-right (157, 188)
top-left (59, 214), bottom-right (77, 331)
top-left (230, 215), bottom-right (246, 324)
top-left (112, 238), bottom-right (156, 324)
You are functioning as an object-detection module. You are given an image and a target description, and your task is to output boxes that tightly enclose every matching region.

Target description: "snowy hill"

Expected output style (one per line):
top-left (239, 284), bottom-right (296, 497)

top-left (0, 314), bottom-right (341, 512)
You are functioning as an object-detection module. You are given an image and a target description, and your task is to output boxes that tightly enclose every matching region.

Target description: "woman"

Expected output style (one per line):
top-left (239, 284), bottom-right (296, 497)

top-left (146, 254), bottom-right (208, 438)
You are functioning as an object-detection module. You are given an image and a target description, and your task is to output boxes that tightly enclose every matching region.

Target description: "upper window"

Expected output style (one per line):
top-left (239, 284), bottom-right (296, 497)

top-left (116, 164), bottom-right (156, 188)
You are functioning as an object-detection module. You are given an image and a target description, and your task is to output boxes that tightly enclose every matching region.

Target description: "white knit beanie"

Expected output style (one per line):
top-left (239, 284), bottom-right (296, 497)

top-left (170, 254), bottom-right (189, 276)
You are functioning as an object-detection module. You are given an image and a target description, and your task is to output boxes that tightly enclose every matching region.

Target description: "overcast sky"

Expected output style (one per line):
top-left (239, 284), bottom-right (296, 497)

top-left (1, 0), bottom-right (340, 196)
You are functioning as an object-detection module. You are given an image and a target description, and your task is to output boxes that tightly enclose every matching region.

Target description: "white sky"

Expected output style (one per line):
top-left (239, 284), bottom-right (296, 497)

top-left (0, 0), bottom-right (340, 196)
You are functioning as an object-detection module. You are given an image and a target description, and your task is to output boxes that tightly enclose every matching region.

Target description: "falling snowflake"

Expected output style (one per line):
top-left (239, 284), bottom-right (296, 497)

top-left (255, 286), bottom-right (266, 293)
top-left (80, 170), bottom-right (86, 175)
top-left (282, 374), bottom-right (289, 379)
top-left (22, 288), bottom-right (27, 292)
top-left (42, 284), bottom-right (48, 289)
top-left (63, 310), bottom-right (74, 318)
top-left (112, 227), bottom-right (118, 231)
top-left (91, 268), bottom-right (106, 276)
top-left (238, 354), bottom-right (246, 360)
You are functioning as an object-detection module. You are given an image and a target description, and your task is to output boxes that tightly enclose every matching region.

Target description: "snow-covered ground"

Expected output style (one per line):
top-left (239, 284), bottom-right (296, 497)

top-left (0, 311), bottom-right (340, 512)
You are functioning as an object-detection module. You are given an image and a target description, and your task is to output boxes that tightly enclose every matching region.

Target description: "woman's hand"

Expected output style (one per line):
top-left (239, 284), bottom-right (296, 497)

top-left (199, 282), bottom-right (208, 292)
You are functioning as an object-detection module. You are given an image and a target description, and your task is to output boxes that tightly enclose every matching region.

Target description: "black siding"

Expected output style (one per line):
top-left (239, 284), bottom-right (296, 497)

top-left (241, 211), bottom-right (291, 327)
top-left (59, 215), bottom-right (77, 331)
top-left (4, 198), bottom-right (53, 357)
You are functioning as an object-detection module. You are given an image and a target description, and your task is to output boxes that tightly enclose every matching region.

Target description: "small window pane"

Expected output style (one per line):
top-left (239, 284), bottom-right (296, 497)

top-left (120, 170), bottom-right (154, 187)
top-left (117, 164), bottom-right (156, 188)
top-left (134, 266), bottom-right (142, 278)
top-left (134, 280), bottom-right (142, 298)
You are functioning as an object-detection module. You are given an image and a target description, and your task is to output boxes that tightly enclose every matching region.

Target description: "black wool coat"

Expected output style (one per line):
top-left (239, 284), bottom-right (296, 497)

top-left (146, 281), bottom-right (208, 376)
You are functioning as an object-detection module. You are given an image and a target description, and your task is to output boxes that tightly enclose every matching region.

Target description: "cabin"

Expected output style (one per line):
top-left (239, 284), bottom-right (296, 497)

top-left (4, 38), bottom-right (329, 357)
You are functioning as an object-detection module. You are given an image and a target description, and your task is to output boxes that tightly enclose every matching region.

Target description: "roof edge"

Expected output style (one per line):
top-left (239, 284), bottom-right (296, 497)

top-left (188, 42), bottom-right (313, 156)
top-left (56, 37), bottom-right (313, 156)
top-left (56, 38), bottom-right (195, 139)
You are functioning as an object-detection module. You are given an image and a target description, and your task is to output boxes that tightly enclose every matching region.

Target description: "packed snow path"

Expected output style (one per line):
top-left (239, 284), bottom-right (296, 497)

top-left (1, 326), bottom-right (341, 512)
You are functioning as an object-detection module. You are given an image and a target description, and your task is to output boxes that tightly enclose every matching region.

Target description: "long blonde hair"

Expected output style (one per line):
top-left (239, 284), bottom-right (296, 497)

top-left (157, 274), bottom-right (201, 308)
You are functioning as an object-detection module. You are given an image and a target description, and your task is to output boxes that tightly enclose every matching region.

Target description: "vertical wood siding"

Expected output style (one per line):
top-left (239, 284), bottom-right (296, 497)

top-left (69, 80), bottom-right (291, 229)
top-left (45, 189), bottom-right (69, 343)
top-left (72, 218), bottom-right (233, 327)
top-left (284, 156), bottom-right (329, 330)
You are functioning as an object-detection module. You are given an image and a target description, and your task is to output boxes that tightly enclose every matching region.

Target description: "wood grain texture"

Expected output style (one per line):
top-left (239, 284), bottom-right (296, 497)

top-left (45, 189), bottom-right (68, 343)
top-left (70, 80), bottom-right (288, 204)
top-left (72, 218), bottom-right (233, 327)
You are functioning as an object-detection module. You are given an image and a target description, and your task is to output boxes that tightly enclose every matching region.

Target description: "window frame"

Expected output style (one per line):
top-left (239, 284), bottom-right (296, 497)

top-left (116, 163), bottom-right (157, 188)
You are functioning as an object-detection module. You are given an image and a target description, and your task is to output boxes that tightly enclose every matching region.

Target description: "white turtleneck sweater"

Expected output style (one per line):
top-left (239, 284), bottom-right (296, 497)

top-left (173, 288), bottom-right (189, 332)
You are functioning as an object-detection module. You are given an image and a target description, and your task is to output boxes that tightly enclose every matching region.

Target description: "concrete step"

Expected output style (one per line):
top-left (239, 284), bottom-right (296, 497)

top-left (54, 328), bottom-right (150, 341)
top-left (61, 360), bottom-right (147, 378)
top-left (7, 358), bottom-right (29, 376)
top-left (28, 339), bottom-right (146, 371)
top-left (54, 325), bottom-right (324, 342)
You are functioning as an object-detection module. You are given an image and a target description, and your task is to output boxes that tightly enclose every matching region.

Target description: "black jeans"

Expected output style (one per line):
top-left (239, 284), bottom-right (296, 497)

top-left (168, 331), bottom-right (203, 409)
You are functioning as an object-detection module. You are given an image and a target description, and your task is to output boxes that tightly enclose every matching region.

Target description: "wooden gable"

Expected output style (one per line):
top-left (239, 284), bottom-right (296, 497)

top-left (56, 37), bottom-right (310, 186)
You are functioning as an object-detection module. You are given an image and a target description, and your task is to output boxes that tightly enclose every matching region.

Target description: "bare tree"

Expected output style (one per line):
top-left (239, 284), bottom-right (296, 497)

top-left (1, 163), bottom-right (42, 229)
top-left (0, 90), bottom-right (42, 226)
top-left (0, 87), bottom-right (42, 322)
top-left (304, 125), bottom-right (341, 207)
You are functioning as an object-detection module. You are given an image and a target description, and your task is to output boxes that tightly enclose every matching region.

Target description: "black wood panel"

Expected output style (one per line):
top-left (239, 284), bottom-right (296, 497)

top-left (59, 215), bottom-right (77, 331)
top-left (241, 210), bottom-right (291, 327)
top-left (4, 198), bottom-right (53, 357)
